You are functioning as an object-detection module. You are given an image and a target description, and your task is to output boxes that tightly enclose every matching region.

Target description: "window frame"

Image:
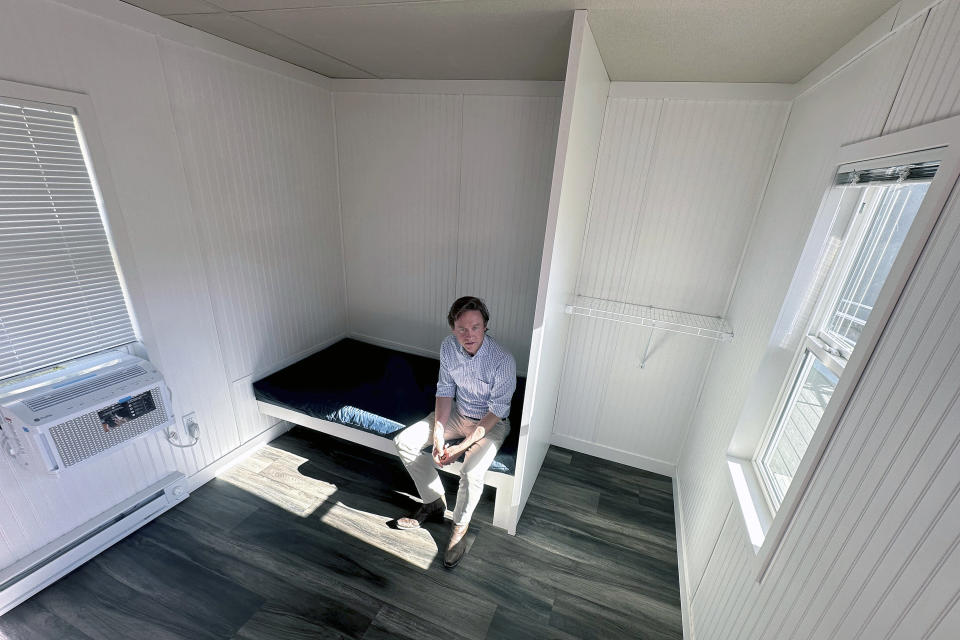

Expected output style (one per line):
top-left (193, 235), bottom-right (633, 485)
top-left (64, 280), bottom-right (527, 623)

top-left (0, 79), bottom-right (143, 379)
top-left (726, 114), bottom-right (960, 582)
top-left (754, 173), bottom-right (934, 511)
top-left (757, 344), bottom-right (840, 509)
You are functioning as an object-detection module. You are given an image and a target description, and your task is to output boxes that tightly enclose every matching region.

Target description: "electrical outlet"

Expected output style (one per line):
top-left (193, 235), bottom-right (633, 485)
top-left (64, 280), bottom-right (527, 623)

top-left (183, 412), bottom-right (199, 440)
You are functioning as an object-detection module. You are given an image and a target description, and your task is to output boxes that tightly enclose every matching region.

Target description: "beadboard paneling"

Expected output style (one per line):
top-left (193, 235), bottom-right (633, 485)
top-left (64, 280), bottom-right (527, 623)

top-left (0, 0), bottom-right (338, 570)
top-left (335, 90), bottom-right (560, 368)
top-left (578, 97), bottom-right (789, 315)
top-left (0, 427), bottom-right (168, 568)
top-left (0, 0), bottom-right (222, 567)
top-left (456, 95), bottom-right (561, 373)
top-left (335, 91), bottom-right (462, 354)
top-left (688, 168), bottom-right (960, 640)
top-left (230, 375), bottom-right (279, 444)
top-left (676, 18), bottom-right (928, 597)
top-left (553, 315), bottom-right (715, 468)
top-left (740, 182), bottom-right (960, 640)
top-left (554, 95), bottom-right (788, 472)
top-left (885, 0), bottom-right (960, 133)
top-left (675, 7), bottom-right (960, 639)
top-left (159, 39), bottom-right (346, 383)
top-left (574, 97), bottom-right (661, 303)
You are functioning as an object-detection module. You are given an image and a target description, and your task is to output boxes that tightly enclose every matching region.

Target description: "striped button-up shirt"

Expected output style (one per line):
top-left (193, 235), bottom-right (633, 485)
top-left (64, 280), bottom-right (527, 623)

top-left (436, 334), bottom-right (516, 419)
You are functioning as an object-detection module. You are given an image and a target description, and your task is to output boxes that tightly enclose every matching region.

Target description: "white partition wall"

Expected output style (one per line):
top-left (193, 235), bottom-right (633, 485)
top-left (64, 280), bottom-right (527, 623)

top-left (512, 10), bottom-right (610, 530)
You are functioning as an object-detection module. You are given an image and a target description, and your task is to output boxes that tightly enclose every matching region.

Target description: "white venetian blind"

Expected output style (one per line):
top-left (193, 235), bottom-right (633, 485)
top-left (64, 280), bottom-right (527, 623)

top-left (0, 98), bottom-right (136, 380)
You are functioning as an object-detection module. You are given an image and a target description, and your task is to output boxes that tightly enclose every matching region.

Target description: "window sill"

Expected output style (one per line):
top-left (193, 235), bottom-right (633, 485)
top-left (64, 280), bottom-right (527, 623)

top-left (726, 455), bottom-right (776, 575)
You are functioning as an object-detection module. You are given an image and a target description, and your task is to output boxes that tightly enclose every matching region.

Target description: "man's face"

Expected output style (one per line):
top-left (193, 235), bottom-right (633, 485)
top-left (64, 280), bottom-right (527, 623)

top-left (453, 310), bottom-right (486, 356)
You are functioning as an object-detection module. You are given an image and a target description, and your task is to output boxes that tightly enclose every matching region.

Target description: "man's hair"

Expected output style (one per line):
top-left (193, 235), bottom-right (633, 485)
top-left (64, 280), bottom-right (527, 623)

top-left (447, 296), bottom-right (490, 329)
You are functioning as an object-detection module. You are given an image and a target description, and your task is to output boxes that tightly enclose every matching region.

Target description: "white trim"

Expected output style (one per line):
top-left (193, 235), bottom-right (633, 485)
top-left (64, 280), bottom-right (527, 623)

top-left (894, 0), bottom-right (943, 29)
top-left (347, 332), bottom-right (441, 360)
top-left (836, 114), bottom-right (960, 166)
top-left (608, 82), bottom-right (795, 102)
top-left (793, 0), bottom-right (935, 100)
top-left (727, 115), bottom-right (960, 582)
top-left (673, 477), bottom-right (694, 640)
top-left (794, 4), bottom-right (900, 98)
top-left (330, 79), bottom-right (564, 96)
top-left (331, 92), bottom-right (351, 332)
top-left (188, 420), bottom-right (293, 491)
top-left (726, 456), bottom-right (774, 553)
top-left (550, 433), bottom-right (676, 478)
top-left (50, 0), bottom-right (332, 90)
top-left (837, 147), bottom-right (945, 174)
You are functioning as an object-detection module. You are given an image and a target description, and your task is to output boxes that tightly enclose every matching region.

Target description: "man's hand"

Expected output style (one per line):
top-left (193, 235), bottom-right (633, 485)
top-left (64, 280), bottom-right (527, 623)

top-left (437, 443), bottom-right (460, 466)
top-left (432, 428), bottom-right (446, 465)
top-left (438, 426), bottom-right (485, 466)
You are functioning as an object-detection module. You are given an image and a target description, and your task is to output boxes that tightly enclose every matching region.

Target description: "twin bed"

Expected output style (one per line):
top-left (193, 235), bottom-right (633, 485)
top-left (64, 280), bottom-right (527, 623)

top-left (252, 338), bottom-right (525, 531)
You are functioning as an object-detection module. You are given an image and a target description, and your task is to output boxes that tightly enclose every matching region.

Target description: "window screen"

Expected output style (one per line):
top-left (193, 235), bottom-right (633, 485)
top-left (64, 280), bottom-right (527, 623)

top-left (0, 98), bottom-right (136, 380)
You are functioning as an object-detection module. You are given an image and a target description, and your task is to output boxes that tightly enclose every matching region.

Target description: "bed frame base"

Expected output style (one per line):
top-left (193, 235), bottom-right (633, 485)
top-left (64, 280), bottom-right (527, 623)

top-left (256, 401), bottom-right (517, 534)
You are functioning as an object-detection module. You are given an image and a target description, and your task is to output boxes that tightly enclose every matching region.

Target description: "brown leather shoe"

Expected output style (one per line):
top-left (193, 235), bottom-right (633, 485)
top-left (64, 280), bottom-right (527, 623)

top-left (396, 497), bottom-right (446, 530)
top-left (443, 523), bottom-right (469, 568)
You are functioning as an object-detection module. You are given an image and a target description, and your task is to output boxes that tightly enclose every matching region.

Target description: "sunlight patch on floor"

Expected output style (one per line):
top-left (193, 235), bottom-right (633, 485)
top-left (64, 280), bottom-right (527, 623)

top-left (217, 443), bottom-right (439, 568)
top-left (320, 503), bottom-right (438, 569)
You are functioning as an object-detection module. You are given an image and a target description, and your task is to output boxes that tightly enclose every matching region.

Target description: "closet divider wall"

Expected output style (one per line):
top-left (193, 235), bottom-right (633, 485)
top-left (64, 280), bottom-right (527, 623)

top-left (512, 10), bottom-right (610, 527)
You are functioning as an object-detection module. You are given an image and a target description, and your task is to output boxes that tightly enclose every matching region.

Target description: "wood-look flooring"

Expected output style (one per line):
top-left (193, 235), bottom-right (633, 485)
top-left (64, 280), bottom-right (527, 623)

top-left (0, 428), bottom-right (683, 640)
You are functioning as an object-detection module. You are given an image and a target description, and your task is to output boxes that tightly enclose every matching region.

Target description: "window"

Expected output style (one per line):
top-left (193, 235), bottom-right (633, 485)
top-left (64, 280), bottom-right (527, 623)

top-left (724, 113), bottom-right (960, 580)
top-left (755, 165), bottom-right (936, 510)
top-left (0, 95), bottom-right (136, 380)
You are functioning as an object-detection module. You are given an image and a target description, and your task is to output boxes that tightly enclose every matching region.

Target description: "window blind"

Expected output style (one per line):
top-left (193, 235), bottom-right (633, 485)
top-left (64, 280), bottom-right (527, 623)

top-left (835, 161), bottom-right (939, 185)
top-left (0, 99), bottom-right (136, 380)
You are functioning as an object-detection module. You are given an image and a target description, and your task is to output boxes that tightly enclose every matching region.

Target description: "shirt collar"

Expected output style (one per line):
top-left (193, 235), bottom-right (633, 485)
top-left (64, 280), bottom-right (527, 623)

top-left (457, 333), bottom-right (489, 359)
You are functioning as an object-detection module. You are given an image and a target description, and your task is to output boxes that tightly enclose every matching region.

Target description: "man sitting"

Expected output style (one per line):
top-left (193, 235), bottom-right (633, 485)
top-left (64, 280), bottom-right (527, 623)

top-left (393, 296), bottom-right (516, 568)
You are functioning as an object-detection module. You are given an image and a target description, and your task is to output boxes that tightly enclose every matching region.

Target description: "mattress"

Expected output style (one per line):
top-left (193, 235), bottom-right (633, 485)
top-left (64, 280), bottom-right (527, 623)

top-left (252, 338), bottom-right (524, 475)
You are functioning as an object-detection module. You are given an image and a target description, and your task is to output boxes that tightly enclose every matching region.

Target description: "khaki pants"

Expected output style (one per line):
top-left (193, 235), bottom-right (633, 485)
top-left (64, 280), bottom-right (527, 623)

top-left (393, 403), bottom-right (509, 526)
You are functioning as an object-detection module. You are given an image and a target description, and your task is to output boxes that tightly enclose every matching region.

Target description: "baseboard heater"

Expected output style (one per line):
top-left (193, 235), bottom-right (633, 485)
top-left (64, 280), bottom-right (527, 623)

top-left (0, 471), bottom-right (189, 616)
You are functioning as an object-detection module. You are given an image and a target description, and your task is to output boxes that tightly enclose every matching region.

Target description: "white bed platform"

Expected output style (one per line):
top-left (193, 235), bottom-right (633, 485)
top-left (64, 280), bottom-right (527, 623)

top-left (256, 400), bottom-right (517, 533)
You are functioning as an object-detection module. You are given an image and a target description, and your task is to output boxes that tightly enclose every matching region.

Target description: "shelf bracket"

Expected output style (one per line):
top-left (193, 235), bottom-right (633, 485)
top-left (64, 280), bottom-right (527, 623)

top-left (640, 326), bottom-right (655, 369)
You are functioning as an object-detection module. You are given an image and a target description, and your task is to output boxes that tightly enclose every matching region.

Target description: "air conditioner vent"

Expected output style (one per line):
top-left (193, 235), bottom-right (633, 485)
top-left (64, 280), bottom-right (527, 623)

top-left (49, 387), bottom-right (167, 467)
top-left (24, 366), bottom-right (147, 411)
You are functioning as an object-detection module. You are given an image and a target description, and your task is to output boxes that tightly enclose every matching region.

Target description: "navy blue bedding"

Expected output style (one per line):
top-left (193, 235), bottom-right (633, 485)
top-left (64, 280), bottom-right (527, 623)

top-left (252, 338), bottom-right (524, 475)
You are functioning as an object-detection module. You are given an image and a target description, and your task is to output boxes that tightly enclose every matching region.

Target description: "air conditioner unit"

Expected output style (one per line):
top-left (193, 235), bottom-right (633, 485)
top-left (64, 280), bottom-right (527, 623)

top-left (0, 352), bottom-right (175, 473)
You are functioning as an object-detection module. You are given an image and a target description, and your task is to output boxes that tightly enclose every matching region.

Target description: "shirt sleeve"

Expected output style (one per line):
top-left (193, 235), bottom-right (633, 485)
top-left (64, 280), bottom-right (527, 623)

top-left (487, 355), bottom-right (517, 418)
top-left (436, 346), bottom-right (456, 398)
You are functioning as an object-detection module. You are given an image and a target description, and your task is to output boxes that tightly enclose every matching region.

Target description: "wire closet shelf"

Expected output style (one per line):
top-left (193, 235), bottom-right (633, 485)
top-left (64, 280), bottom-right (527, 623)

top-left (564, 296), bottom-right (734, 342)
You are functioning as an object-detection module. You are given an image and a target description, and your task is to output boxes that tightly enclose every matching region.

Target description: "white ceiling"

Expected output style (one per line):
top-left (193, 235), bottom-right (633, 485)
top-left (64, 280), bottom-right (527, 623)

top-left (120, 0), bottom-right (902, 82)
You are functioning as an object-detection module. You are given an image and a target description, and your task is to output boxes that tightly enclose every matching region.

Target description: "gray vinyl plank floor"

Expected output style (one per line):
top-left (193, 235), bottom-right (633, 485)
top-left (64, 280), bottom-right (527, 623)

top-left (0, 427), bottom-right (683, 640)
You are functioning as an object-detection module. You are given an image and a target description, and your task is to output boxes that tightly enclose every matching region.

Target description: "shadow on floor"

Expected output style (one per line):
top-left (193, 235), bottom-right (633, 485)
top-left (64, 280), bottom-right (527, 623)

top-left (0, 427), bottom-right (682, 640)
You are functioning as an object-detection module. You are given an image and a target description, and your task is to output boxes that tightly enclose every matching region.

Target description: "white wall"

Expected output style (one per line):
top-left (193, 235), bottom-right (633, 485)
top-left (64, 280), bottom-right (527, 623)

top-left (514, 11), bottom-right (609, 523)
top-left (675, 1), bottom-right (960, 637)
top-left (334, 84), bottom-right (561, 372)
top-left (553, 92), bottom-right (789, 474)
top-left (159, 39), bottom-right (346, 443)
top-left (0, 0), bottom-right (344, 569)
